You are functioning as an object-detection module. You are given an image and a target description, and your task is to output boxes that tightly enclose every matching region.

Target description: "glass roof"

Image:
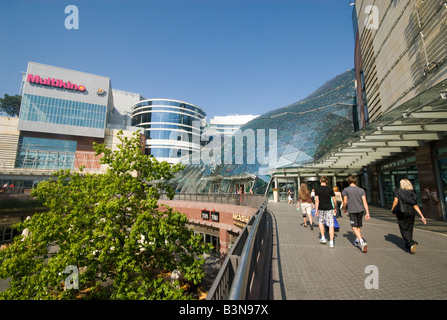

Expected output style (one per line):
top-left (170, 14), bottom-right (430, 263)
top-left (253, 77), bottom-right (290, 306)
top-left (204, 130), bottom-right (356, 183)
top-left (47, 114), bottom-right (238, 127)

top-left (170, 69), bottom-right (357, 194)
top-left (309, 77), bottom-right (447, 172)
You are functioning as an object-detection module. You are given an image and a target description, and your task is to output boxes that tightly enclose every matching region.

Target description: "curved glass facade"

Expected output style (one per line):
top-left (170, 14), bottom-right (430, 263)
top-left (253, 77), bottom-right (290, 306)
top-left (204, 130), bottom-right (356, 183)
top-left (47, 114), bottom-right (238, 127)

top-left (170, 69), bottom-right (357, 194)
top-left (131, 99), bottom-right (206, 164)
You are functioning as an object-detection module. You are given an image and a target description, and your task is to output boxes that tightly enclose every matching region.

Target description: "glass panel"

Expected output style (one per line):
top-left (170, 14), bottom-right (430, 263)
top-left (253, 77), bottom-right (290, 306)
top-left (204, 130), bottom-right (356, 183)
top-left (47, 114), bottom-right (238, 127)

top-left (438, 158), bottom-right (447, 219)
top-left (19, 94), bottom-right (107, 129)
top-left (15, 137), bottom-right (76, 169)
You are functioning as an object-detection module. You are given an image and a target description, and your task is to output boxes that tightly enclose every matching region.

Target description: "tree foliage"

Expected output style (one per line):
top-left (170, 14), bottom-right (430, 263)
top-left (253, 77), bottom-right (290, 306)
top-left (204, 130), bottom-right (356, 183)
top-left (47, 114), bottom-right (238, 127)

top-left (0, 131), bottom-right (211, 299)
top-left (0, 94), bottom-right (21, 117)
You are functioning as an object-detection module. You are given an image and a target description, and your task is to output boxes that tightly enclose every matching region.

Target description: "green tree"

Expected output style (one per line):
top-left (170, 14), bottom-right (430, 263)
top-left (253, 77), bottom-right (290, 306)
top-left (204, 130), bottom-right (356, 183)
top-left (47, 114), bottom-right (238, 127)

top-left (0, 130), bottom-right (211, 300)
top-left (0, 94), bottom-right (21, 117)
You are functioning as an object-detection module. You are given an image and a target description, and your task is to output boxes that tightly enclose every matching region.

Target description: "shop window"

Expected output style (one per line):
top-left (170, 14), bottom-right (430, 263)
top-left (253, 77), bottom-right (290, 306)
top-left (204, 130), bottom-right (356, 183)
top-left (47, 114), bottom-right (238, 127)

top-left (195, 232), bottom-right (220, 257)
top-left (0, 226), bottom-right (14, 243)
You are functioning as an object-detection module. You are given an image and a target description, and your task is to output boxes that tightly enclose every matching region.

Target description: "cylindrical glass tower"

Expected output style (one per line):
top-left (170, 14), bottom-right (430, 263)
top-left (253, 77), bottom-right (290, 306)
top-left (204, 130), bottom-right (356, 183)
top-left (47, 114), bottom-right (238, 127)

top-left (131, 99), bottom-right (206, 164)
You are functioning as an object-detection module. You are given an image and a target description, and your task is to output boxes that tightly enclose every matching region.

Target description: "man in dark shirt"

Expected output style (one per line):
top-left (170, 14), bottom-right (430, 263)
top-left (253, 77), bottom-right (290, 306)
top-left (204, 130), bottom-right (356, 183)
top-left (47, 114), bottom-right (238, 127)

top-left (314, 176), bottom-right (337, 248)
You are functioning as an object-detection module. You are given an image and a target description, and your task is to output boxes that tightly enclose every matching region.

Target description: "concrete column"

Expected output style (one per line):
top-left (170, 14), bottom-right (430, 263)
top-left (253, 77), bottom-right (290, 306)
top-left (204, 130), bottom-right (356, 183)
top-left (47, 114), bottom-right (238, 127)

top-left (378, 168), bottom-right (385, 207)
top-left (362, 167), bottom-right (371, 201)
top-left (219, 228), bottom-right (231, 261)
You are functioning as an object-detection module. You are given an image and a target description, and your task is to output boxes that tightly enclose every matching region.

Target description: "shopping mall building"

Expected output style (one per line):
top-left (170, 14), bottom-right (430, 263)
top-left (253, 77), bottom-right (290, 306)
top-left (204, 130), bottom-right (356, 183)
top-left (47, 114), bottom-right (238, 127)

top-left (0, 62), bottom-right (143, 190)
top-left (335, 1), bottom-right (447, 220)
top-left (170, 1), bottom-right (447, 221)
top-left (0, 62), bottom-right (208, 189)
top-left (131, 98), bottom-right (207, 164)
top-left (0, 61), bottom-right (211, 244)
top-left (0, 2), bottom-right (446, 250)
top-left (271, 1), bottom-right (447, 221)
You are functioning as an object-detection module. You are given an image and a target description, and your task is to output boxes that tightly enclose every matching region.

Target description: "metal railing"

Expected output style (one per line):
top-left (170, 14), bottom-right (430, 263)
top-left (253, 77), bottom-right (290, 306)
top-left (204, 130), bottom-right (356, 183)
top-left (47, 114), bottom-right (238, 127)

top-left (206, 198), bottom-right (272, 300)
top-left (0, 159), bottom-right (107, 174)
top-left (158, 192), bottom-right (272, 300)
top-left (159, 193), bottom-right (266, 208)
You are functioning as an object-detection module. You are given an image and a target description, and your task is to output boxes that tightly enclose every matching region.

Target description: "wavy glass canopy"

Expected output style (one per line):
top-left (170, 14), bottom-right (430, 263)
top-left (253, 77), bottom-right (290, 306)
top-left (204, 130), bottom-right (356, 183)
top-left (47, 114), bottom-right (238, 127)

top-left (170, 69), bottom-right (357, 194)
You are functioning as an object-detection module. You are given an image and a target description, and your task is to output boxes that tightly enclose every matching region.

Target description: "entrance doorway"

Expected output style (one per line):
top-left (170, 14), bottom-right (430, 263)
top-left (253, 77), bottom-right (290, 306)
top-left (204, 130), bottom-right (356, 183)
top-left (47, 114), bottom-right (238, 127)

top-left (381, 164), bottom-right (420, 209)
top-left (278, 181), bottom-right (296, 202)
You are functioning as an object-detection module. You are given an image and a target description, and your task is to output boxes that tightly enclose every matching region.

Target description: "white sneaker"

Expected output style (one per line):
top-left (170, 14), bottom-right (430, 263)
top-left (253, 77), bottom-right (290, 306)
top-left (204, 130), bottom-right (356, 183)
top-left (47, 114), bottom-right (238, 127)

top-left (360, 240), bottom-right (367, 253)
top-left (320, 237), bottom-right (327, 244)
top-left (329, 241), bottom-right (334, 248)
top-left (353, 239), bottom-right (360, 247)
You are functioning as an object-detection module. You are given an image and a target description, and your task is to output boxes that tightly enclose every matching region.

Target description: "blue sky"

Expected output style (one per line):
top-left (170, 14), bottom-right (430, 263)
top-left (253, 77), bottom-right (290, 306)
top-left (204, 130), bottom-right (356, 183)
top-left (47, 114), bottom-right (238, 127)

top-left (0, 0), bottom-right (356, 119)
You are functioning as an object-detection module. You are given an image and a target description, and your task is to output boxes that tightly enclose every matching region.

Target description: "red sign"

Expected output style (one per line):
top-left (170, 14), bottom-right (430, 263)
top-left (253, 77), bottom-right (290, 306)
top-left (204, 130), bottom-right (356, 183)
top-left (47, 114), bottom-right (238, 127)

top-left (27, 74), bottom-right (86, 92)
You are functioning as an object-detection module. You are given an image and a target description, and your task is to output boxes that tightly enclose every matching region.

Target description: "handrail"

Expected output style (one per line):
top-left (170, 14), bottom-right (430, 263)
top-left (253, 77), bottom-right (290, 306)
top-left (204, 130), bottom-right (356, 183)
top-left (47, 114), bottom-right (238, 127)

top-left (159, 193), bottom-right (266, 208)
top-left (206, 198), bottom-right (272, 300)
top-left (205, 216), bottom-right (254, 300)
top-left (158, 192), bottom-right (272, 300)
top-left (229, 200), bottom-right (269, 300)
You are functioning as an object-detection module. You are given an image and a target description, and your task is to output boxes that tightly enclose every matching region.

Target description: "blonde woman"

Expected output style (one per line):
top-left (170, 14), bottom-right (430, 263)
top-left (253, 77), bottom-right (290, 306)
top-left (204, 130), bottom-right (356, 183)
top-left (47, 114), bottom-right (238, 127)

top-left (298, 183), bottom-right (314, 230)
top-left (391, 179), bottom-right (427, 254)
top-left (333, 186), bottom-right (343, 218)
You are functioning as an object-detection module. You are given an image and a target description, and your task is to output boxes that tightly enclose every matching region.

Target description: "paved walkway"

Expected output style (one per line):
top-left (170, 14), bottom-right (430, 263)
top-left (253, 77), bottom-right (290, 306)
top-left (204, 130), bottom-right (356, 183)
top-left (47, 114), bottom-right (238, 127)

top-left (268, 201), bottom-right (447, 300)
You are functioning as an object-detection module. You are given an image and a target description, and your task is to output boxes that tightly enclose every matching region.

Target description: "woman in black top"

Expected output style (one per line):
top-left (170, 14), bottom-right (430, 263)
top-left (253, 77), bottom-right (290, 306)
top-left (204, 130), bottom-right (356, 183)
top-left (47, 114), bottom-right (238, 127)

top-left (391, 179), bottom-right (427, 254)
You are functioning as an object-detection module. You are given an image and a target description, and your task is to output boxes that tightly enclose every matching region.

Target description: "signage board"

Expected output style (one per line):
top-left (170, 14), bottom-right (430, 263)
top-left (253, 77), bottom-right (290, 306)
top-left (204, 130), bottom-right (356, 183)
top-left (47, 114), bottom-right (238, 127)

top-left (233, 213), bottom-right (250, 228)
top-left (201, 210), bottom-right (210, 220)
top-left (27, 73), bottom-right (86, 92)
top-left (211, 211), bottom-right (219, 222)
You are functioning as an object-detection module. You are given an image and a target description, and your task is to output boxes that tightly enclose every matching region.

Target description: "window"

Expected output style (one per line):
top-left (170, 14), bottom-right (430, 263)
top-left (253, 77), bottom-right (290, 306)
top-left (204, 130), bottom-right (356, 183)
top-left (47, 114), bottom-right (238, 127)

top-left (194, 232), bottom-right (220, 257)
top-left (20, 94), bottom-right (107, 129)
top-left (15, 137), bottom-right (77, 170)
top-left (0, 226), bottom-right (14, 243)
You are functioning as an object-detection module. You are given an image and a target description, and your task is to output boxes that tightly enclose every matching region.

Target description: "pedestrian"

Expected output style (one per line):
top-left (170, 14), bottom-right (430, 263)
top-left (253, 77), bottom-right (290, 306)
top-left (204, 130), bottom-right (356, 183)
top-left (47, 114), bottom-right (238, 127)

top-left (297, 183), bottom-right (314, 230)
top-left (287, 189), bottom-right (293, 204)
top-left (342, 175), bottom-right (370, 253)
top-left (333, 186), bottom-right (343, 218)
top-left (311, 188), bottom-right (316, 204)
top-left (391, 179), bottom-right (427, 254)
top-left (314, 176), bottom-right (337, 248)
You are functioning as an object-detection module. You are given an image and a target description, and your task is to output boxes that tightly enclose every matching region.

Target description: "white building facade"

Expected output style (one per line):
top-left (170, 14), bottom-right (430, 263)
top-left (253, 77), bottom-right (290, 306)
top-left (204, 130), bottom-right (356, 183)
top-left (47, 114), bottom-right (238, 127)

top-left (131, 99), bottom-right (207, 164)
top-left (209, 115), bottom-right (258, 137)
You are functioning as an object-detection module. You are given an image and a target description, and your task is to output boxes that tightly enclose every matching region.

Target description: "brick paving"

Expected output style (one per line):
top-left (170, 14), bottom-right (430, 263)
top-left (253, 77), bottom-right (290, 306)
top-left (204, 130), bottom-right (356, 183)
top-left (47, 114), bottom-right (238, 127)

top-left (268, 201), bottom-right (447, 300)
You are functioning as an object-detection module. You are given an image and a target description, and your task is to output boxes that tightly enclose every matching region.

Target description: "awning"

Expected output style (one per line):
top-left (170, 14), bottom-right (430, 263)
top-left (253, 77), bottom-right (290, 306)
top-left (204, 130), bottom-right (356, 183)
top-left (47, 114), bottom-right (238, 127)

top-left (273, 79), bottom-right (447, 177)
top-left (306, 79), bottom-right (447, 174)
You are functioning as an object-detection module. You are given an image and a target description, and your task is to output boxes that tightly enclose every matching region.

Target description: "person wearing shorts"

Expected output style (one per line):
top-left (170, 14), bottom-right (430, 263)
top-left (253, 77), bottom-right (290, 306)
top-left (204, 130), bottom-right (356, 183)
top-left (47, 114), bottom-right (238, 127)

top-left (297, 183), bottom-right (314, 230)
top-left (314, 176), bottom-right (337, 248)
top-left (342, 175), bottom-right (370, 252)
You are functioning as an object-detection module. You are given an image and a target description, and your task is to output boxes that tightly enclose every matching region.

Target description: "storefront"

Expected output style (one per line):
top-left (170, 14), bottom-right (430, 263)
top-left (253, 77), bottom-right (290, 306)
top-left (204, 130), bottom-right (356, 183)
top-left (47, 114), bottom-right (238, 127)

top-left (379, 156), bottom-right (421, 209)
top-left (368, 140), bottom-right (447, 221)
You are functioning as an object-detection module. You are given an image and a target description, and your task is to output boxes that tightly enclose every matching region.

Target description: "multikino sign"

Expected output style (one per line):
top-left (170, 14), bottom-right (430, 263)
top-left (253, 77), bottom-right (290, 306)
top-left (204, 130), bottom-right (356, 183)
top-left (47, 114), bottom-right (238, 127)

top-left (27, 73), bottom-right (86, 92)
top-left (186, 121), bottom-right (277, 166)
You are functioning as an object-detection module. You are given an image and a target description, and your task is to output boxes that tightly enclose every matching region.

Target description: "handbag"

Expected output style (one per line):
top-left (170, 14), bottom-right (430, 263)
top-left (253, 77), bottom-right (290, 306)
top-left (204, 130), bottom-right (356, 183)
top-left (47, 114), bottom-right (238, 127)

top-left (392, 189), bottom-right (406, 214)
